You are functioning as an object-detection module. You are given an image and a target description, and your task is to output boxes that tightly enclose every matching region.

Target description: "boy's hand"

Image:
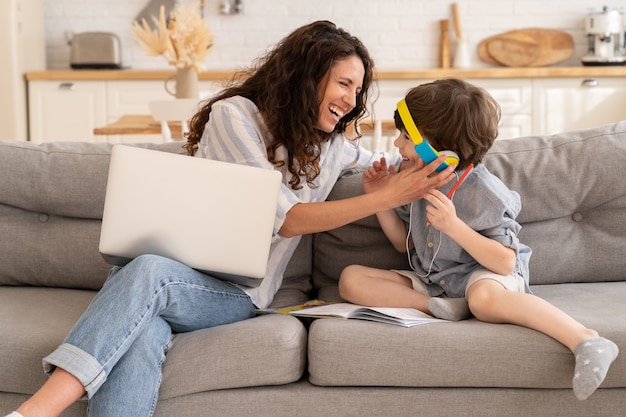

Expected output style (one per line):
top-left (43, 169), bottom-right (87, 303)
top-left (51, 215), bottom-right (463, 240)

top-left (423, 189), bottom-right (459, 233)
top-left (363, 156), bottom-right (396, 194)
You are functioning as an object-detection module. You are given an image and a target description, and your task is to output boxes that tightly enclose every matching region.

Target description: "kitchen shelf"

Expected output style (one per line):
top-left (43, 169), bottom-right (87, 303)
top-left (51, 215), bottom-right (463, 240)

top-left (25, 66), bottom-right (626, 82)
top-left (25, 70), bottom-right (234, 81)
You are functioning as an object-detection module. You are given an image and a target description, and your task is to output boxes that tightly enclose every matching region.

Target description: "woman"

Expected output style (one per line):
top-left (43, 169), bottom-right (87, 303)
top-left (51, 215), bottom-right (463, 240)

top-left (7, 20), bottom-right (454, 417)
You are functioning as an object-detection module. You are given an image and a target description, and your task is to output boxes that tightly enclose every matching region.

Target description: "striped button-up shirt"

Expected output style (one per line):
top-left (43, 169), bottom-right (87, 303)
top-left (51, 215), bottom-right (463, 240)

top-left (195, 96), bottom-right (385, 308)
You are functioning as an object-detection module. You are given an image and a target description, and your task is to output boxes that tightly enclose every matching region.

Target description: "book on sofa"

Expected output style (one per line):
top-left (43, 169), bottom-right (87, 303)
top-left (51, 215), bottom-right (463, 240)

top-left (257, 300), bottom-right (445, 327)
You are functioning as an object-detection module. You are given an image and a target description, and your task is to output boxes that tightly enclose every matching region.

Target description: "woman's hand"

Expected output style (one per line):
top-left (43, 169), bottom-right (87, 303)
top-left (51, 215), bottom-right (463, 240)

top-left (279, 155), bottom-right (455, 237)
top-left (379, 155), bottom-right (456, 208)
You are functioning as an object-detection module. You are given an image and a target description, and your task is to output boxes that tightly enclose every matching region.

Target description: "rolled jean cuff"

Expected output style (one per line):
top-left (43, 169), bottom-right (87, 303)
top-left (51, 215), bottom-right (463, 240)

top-left (43, 343), bottom-right (106, 399)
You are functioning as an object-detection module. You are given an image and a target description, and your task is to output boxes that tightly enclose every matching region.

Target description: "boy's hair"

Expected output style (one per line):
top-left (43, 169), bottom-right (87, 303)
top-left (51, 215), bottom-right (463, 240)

top-left (393, 78), bottom-right (500, 170)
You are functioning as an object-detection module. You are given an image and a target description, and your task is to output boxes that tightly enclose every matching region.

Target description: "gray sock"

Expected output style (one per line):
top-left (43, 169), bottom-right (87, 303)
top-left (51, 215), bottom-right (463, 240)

top-left (573, 337), bottom-right (619, 400)
top-left (427, 297), bottom-right (471, 321)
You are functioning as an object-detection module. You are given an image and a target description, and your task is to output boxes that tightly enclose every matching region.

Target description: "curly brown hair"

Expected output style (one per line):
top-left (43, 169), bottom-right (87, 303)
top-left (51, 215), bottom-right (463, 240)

top-left (393, 78), bottom-right (501, 171)
top-left (185, 20), bottom-right (375, 190)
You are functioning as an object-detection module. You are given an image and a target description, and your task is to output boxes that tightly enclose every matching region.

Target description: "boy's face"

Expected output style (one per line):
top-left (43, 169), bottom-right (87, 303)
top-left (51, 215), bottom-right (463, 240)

top-left (393, 128), bottom-right (422, 171)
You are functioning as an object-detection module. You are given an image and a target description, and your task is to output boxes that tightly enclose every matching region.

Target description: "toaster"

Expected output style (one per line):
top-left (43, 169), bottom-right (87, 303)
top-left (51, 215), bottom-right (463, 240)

top-left (70, 32), bottom-right (123, 69)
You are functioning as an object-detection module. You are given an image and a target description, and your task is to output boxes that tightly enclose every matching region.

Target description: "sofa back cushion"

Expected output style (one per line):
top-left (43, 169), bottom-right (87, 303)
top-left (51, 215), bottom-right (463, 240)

top-left (312, 174), bottom-right (409, 300)
top-left (313, 122), bottom-right (626, 292)
top-left (484, 122), bottom-right (626, 285)
top-left (0, 141), bottom-right (184, 289)
top-left (0, 140), bottom-right (314, 295)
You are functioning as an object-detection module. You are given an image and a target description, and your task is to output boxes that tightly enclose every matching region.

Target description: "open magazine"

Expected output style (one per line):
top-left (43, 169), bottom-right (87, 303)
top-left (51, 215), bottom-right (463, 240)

top-left (256, 300), bottom-right (446, 328)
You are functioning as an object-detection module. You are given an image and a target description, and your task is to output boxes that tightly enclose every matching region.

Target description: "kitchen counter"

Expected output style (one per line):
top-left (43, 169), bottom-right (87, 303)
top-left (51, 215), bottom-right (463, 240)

top-left (25, 66), bottom-right (626, 81)
top-left (26, 66), bottom-right (626, 144)
top-left (25, 70), bottom-right (235, 81)
top-left (375, 66), bottom-right (626, 79)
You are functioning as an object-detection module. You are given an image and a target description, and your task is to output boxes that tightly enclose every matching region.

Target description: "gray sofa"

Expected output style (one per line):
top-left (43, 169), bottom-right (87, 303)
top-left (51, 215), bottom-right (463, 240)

top-left (1, 122), bottom-right (625, 417)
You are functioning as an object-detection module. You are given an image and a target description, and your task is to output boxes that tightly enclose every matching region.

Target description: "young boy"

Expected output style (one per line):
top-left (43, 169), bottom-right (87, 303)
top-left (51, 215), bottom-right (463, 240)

top-left (338, 78), bottom-right (618, 401)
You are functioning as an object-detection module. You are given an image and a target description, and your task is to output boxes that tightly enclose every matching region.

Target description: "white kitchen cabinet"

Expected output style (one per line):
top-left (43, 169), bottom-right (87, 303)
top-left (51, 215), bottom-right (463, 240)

top-left (374, 76), bottom-right (626, 141)
top-left (28, 78), bottom-right (226, 144)
top-left (533, 77), bottom-right (626, 136)
top-left (105, 80), bottom-right (223, 143)
top-left (473, 79), bottom-right (532, 140)
top-left (372, 78), bottom-right (532, 141)
top-left (27, 70), bottom-right (626, 144)
top-left (28, 80), bottom-right (107, 143)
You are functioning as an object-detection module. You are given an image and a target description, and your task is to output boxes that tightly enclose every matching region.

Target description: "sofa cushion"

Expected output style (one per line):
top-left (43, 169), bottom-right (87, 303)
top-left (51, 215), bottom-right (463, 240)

top-left (0, 140), bottom-right (314, 293)
top-left (312, 174), bottom-right (409, 300)
top-left (0, 141), bottom-right (185, 219)
top-left (0, 204), bottom-right (111, 288)
top-left (0, 141), bottom-right (187, 289)
top-left (483, 122), bottom-right (626, 285)
top-left (0, 287), bottom-right (308, 398)
top-left (270, 234), bottom-right (313, 308)
top-left (160, 314), bottom-right (307, 399)
top-left (308, 281), bottom-right (626, 389)
top-left (0, 287), bottom-right (96, 394)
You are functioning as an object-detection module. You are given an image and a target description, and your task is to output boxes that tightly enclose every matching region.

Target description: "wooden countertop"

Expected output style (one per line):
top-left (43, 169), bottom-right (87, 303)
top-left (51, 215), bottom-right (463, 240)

top-left (94, 115), bottom-right (396, 136)
top-left (93, 115), bottom-right (172, 136)
top-left (375, 66), bottom-right (626, 79)
top-left (25, 70), bottom-right (235, 81)
top-left (26, 66), bottom-right (626, 81)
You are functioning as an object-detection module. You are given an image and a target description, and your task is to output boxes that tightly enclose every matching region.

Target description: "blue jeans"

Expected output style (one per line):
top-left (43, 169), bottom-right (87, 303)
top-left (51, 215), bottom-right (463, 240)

top-left (43, 254), bottom-right (255, 417)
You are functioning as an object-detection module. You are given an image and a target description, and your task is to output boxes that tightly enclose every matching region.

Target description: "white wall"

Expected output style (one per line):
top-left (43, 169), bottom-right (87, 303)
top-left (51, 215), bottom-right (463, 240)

top-left (44, 0), bottom-right (623, 70)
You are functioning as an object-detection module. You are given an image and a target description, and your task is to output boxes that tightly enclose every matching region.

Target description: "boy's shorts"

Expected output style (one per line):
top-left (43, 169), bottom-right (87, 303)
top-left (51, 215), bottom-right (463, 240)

top-left (393, 268), bottom-right (526, 299)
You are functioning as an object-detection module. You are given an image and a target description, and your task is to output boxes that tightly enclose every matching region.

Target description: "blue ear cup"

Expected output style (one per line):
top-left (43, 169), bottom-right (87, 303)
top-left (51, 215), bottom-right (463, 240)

top-left (397, 99), bottom-right (459, 172)
top-left (414, 142), bottom-right (460, 172)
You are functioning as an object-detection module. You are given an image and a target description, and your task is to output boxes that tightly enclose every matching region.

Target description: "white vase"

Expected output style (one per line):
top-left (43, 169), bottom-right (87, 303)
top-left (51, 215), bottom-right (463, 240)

top-left (453, 38), bottom-right (471, 68)
top-left (165, 67), bottom-right (199, 99)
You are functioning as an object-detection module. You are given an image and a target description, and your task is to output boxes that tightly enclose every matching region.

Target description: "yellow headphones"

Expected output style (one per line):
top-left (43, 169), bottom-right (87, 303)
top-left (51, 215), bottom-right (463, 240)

top-left (397, 98), bottom-right (459, 172)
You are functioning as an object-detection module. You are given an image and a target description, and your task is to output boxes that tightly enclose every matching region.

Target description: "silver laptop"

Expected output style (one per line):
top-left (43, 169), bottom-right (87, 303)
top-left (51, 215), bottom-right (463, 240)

top-left (99, 145), bottom-right (282, 287)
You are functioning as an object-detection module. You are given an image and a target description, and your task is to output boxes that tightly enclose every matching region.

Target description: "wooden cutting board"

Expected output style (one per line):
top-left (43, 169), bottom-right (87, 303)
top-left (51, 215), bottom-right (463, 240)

top-left (478, 28), bottom-right (574, 67)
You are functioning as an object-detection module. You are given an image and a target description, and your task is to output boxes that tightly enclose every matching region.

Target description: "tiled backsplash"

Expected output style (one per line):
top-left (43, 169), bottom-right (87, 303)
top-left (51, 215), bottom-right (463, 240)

top-left (45, 0), bottom-right (621, 70)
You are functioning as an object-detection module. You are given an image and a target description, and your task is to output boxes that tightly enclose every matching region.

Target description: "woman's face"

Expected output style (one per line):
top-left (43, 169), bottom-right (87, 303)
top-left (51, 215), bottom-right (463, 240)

top-left (316, 55), bottom-right (365, 133)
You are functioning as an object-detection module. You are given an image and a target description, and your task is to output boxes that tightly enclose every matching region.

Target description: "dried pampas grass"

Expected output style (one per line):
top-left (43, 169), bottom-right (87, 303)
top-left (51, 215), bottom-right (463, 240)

top-left (131, 2), bottom-right (214, 72)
